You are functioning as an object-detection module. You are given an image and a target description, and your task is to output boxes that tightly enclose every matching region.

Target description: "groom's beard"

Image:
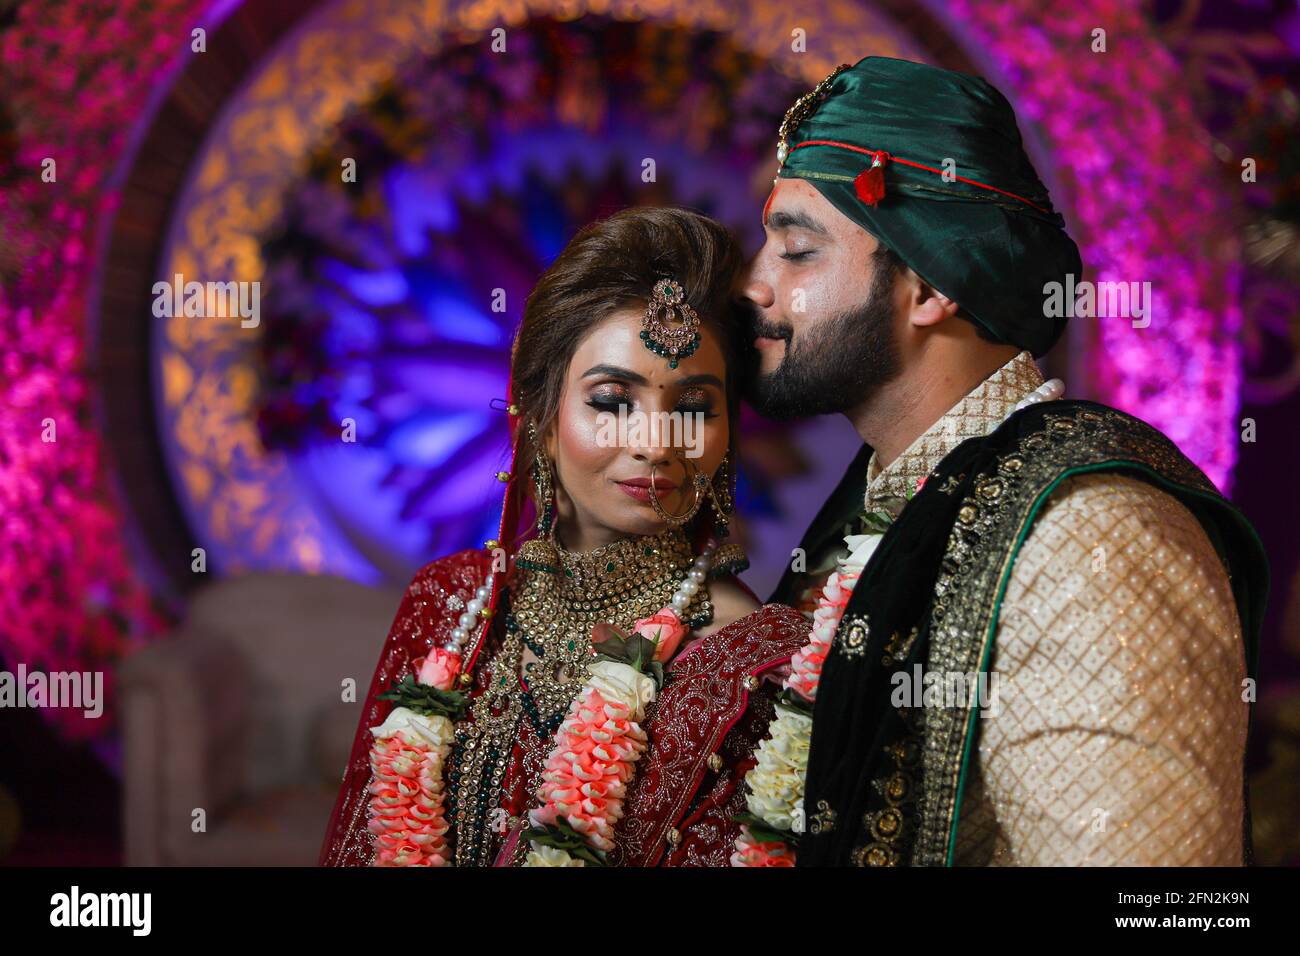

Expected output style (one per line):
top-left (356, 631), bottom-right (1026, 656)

top-left (743, 284), bottom-right (902, 420)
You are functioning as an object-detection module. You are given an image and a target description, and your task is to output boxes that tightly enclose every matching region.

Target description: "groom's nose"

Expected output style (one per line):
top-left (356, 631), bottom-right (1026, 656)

top-left (738, 259), bottom-right (775, 312)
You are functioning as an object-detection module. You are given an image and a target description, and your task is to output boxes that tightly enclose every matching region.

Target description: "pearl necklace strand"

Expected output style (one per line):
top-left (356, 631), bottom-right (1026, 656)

top-left (670, 542), bottom-right (717, 617)
top-left (445, 581), bottom-right (495, 654)
top-left (1013, 377), bottom-right (1065, 412)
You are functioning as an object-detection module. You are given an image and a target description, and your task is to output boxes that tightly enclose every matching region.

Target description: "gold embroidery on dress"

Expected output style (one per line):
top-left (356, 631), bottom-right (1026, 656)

top-left (911, 406), bottom-right (1218, 866)
top-left (835, 614), bottom-right (870, 661)
top-left (937, 473), bottom-right (966, 496)
top-left (862, 351), bottom-right (1045, 515)
top-left (882, 625), bottom-right (919, 668)
top-left (822, 352), bottom-right (1230, 867)
top-left (808, 798), bottom-right (837, 835)
top-left (853, 707), bottom-right (922, 867)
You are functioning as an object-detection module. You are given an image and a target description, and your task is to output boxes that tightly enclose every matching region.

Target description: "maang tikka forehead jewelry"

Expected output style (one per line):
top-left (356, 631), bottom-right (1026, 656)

top-left (640, 277), bottom-right (700, 370)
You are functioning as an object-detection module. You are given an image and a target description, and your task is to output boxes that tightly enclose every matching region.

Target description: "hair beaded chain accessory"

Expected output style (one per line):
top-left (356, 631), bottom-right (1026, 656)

top-left (640, 277), bottom-right (700, 369)
top-left (361, 399), bottom-right (520, 866)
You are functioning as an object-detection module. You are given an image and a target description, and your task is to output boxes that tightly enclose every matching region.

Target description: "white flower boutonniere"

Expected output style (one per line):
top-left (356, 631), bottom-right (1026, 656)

top-left (841, 532), bottom-right (884, 574)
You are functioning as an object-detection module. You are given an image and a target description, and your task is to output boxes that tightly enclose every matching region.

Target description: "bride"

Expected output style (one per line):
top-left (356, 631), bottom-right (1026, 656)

top-left (319, 206), bottom-right (808, 867)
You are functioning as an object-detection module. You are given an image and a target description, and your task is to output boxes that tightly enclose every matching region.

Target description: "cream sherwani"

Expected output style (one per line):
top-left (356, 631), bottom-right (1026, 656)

top-left (858, 351), bottom-right (1249, 865)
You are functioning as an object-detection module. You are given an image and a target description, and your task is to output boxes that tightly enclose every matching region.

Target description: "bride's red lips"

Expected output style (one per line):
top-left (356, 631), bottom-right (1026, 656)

top-left (616, 476), bottom-right (676, 502)
top-left (618, 477), bottom-right (677, 489)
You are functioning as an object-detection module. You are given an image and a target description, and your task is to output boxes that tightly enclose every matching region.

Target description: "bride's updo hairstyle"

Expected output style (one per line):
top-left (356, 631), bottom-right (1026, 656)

top-left (499, 206), bottom-right (746, 551)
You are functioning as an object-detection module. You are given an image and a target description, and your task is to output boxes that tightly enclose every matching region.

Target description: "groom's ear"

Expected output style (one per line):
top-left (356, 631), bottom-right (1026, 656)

top-left (903, 268), bottom-right (961, 329)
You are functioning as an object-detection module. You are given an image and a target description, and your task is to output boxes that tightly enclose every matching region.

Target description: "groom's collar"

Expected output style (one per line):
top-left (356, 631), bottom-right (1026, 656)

top-left (863, 351), bottom-right (1044, 514)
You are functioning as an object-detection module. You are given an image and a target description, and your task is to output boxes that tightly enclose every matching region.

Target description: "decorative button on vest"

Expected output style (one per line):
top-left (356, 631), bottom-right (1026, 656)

top-left (667, 827), bottom-right (682, 846)
top-left (743, 674), bottom-right (760, 691)
top-left (707, 753), bottom-right (723, 773)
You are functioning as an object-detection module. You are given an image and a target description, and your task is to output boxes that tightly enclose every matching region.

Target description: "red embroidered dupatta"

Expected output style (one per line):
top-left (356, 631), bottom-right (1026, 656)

top-left (319, 549), bottom-right (808, 867)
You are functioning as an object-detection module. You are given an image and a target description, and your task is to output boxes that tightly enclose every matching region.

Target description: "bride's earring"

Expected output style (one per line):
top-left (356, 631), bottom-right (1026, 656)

top-left (709, 452), bottom-right (736, 537)
top-left (648, 450), bottom-right (708, 526)
top-left (518, 421), bottom-right (561, 572)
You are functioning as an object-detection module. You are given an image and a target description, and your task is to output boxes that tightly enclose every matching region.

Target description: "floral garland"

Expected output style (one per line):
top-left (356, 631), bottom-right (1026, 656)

top-left (365, 649), bottom-right (466, 866)
top-left (730, 499), bottom-right (907, 867)
top-left (520, 611), bottom-right (687, 866)
top-left (363, 609), bottom-right (689, 866)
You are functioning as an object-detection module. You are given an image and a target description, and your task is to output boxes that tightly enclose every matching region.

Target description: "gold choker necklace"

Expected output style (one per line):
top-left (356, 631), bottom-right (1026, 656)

top-left (525, 526), bottom-right (713, 627)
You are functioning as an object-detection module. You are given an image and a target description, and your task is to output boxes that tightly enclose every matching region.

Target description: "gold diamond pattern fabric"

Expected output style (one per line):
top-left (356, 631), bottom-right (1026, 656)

top-left (855, 349), bottom-right (1247, 865)
top-left (864, 351), bottom-right (1045, 513)
top-left (953, 472), bottom-right (1248, 865)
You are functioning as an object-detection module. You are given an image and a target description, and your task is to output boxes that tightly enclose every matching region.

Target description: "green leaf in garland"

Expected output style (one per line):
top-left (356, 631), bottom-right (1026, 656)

top-left (858, 509), bottom-right (895, 534)
top-left (590, 624), bottom-right (664, 690)
top-left (733, 811), bottom-right (801, 849)
top-left (522, 821), bottom-right (608, 866)
top-left (775, 687), bottom-right (814, 717)
top-left (376, 674), bottom-right (469, 721)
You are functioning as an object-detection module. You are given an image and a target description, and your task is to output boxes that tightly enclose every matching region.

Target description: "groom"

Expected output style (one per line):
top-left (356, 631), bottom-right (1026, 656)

top-left (741, 57), bottom-right (1268, 866)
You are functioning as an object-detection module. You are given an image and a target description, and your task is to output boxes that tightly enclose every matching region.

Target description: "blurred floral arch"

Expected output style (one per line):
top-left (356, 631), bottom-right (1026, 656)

top-left (0, 0), bottom-right (1281, 743)
top-left (155, 0), bottom-right (928, 584)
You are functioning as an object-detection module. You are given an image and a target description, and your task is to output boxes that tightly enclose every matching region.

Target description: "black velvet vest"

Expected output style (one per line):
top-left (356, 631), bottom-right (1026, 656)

top-left (769, 400), bottom-right (1268, 866)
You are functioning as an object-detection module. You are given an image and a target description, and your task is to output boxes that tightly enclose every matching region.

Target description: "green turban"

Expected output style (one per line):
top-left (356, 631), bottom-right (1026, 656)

top-left (771, 56), bottom-right (1081, 357)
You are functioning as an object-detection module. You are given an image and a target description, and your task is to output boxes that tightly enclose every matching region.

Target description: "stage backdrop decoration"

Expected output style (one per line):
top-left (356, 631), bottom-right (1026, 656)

top-left (0, 0), bottom-right (1254, 745)
top-left (247, 18), bottom-right (847, 582)
top-left (0, 0), bottom-right (192, 743)
top-left (153, 1), bottom-right (926, 585)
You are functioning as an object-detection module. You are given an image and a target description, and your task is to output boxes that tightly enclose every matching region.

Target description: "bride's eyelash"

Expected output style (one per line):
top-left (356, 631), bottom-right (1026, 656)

top-left (586, 387), bottom-right (719, 417)
top-left (586, 389), bottom-right (630, 412)
top-left (679, 406), bottom-right (719, 419)
top-left (779, 250), bottom-right (813, 261)
top-left (676, 388), bottom-right (719, 418)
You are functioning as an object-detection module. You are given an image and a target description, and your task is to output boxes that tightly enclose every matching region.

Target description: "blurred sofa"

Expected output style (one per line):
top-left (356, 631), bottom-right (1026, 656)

top-left (118, 573), bottom-right (402, 866)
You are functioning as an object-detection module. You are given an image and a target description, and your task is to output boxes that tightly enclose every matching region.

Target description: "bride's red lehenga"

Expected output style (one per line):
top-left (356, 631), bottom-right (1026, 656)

top-left (317, 546), bottom-right (800, 868)
top-left (319, 547), bottom-right (807, 866)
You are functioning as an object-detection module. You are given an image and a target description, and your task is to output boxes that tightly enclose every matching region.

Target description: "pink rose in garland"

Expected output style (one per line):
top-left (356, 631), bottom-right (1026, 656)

top-left (368, 722), bottom-right (452, 866)
top-left (733, 519), bottom-right (890, 867)
top-left (529, 683), bottom-right (648, 853)
top-left (415, 648), bottom-right (462, 690)
top-left (522, 612), bottom-right (668, 866)
top-left (786, 569), bottom-right (859, 702)
top-left (730, 827), bottom-right (795, 867)
top-left (632, 608), bottom-right (689, 662)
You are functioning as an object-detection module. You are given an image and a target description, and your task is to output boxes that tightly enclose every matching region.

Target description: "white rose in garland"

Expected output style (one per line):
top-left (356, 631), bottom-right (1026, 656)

top-left (585, 658), bottom-right (658, 721)
top-left (842, 531), bottom-right (885, 572)
top-left (524, 843), bottom-right (588, 867)
top-left (743, 707), bottom-right (813, 828)
top-left (732, 503), bottom-right (901, 867)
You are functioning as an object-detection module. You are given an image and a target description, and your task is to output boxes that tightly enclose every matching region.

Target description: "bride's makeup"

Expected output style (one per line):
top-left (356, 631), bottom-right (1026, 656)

top-left (541, 308), bottom-right (730, 552)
